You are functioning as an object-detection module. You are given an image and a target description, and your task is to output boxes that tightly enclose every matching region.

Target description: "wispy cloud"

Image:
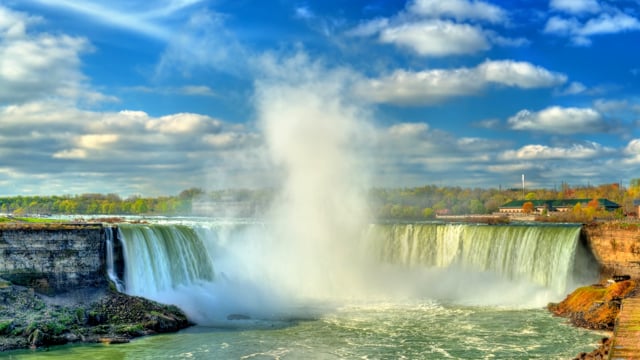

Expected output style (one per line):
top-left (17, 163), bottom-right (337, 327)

top-left (549, 0), bottom-right (601, 14)
top-left (408, 0), bottom-right (508, 23)
top-left (128, 85), bottom-right (217, 97)
top-left (544, 1), bottom-right (640, 45)
top-left (23, 0), bottom-right (207, 41)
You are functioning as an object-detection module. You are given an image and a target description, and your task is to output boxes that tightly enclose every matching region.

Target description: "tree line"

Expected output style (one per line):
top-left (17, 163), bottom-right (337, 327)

top-left (371, 182), bottom-right (634, 220)
top-left (1, 181), bottom-right (638, 219)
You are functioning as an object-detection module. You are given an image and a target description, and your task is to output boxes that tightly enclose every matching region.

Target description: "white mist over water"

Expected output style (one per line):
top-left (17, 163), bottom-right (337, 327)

top-left (250, 53), bottom-right (375, 301)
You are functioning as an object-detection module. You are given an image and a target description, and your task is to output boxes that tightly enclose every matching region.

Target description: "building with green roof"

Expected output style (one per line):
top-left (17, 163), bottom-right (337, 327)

top-left (499, 198), bottom-right (621, 214)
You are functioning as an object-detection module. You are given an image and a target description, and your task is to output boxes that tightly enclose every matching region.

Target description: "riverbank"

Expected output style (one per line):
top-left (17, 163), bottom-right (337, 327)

top-left (548, 280), bottom-right (637, 359)
top-left (0, 281), bottom-right (190, 351)
top-left (546, 221), bottom-right (640, 359)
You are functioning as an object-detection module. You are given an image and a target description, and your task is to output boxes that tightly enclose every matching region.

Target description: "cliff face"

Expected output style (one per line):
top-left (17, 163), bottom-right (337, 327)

top-left (0, 225), bottom-right (106, 294)
top-left (582, 223), bottom-right (640, 279)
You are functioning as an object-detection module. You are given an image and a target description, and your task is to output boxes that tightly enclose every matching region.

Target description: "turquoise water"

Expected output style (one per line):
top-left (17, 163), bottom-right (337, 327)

top-left (6, 301), bottom-right (603, 359)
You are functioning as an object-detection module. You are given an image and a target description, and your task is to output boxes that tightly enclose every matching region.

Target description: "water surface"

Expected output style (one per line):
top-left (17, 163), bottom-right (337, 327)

top-left (7, 301), bottom-right (603, 360)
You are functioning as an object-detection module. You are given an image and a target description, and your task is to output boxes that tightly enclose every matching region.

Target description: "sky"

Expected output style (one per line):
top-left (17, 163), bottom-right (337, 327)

top-left (1, 0), bottom-right (640, 196)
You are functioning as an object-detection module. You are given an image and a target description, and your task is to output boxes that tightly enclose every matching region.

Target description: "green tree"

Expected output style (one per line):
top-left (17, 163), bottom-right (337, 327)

top-left (469, 199), bottom-right (486, 214)
top-left (131, 198), bottom-right (148, 214)
top-left (422, 208), bottom-right (434, 219)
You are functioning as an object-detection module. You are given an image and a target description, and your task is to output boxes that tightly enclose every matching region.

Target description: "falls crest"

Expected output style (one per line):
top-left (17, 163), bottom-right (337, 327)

top-left (117, 224), bottom-right (215, 298)
top-left (370, 224), bottom-right (587, 294)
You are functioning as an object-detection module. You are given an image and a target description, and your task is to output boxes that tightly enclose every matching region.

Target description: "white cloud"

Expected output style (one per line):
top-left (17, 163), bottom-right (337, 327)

top-left (623, 139), bottom-right (640, 164)
top-left (477, 60), bottom-right (567, 88)
top-left (388, 122), bottom-right (429, 137)
top-left (52, 148), bottom-right (87, 159)
top-left (559, 81), bottom-right (587, 95)
top-left (145, 113), bottom-right (222, 134)
top-left (580, 12), bottom-right (640, 36)
top-left (593, 99), bottom-right (630, 114)
top-left (0, 100), bottom-right (265, 195)
top-left (508, 106), bottom-right (606, 134)
top-left (356, 60), bottom-right (566, 105)
top-left (544, 6), bottom-right (640, 45)
top-left (549, 0), bottom-right (600, 14)
top-left (408, 0), bottom-right (507, 23)
top-left (486, 163), bottom-right (546, 174)
top-left (347, 18), bottom-right (389, 37)
top-left (499, 143), bottom-right (608, 160)
top-left (0, 6), bottom-right (38, 37)
top-left (347, 0), bottom-right (521, 57)
top-left (0, 5), bottom-right (95, 104)
top-left (379, 20), bottom-right (490, 57)
top-left (77, 134), bottom-right (119, 149)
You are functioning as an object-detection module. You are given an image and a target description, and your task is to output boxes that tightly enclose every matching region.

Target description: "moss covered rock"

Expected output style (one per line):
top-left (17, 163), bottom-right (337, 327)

top-left (0, 285), bottom-right (191, 352)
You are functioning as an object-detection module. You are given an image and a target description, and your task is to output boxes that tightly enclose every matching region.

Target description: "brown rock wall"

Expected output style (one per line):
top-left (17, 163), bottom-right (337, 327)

top-left (582, 223), bottom-right (640, 279)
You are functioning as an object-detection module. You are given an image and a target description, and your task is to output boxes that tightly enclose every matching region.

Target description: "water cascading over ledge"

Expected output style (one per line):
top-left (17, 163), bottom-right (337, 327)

top-left (116, 224), bottom-right (215, 298)
top-left (368, 223), bottom-right (598, 295)
top-left (110, 222), bottom-right (598, 299)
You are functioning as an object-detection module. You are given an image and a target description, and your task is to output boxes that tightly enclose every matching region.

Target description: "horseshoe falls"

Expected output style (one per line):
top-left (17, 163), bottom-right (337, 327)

top-left (12, 220), bottom-right (603, 359)
top-left (108, 221), bottom-right (597, 322)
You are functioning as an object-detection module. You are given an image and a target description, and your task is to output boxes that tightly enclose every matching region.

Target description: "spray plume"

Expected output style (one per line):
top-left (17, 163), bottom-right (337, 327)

top-left (250, 52), bottom-right (375, 301)
top-left (140, 53), bottom-right (379, 323)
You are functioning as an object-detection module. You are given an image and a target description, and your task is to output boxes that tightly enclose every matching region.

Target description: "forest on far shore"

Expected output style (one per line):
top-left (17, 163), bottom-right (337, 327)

top-left (1, 180), bottom-right (639, 221)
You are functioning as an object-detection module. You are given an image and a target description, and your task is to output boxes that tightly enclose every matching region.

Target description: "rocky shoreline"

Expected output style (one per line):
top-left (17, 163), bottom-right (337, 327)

top-left (0, 281), bottom-right (191, 351)
top-left (548, 279), bottom-right (637, 360)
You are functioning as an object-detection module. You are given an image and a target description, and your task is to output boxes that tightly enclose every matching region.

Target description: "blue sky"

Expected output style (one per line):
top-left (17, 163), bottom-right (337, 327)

top-left (1, 0), bottom-right (640, 196)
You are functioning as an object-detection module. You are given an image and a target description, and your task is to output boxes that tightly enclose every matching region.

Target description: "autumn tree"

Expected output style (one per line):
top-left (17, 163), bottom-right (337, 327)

top-left (522, 201), bottom-right (534, 214)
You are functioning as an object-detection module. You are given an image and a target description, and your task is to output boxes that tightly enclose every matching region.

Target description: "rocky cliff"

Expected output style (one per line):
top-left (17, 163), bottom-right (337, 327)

top-left (0, 224), bottom-right (106, 295)
top-left (582, 223), bottom-right (640, 279)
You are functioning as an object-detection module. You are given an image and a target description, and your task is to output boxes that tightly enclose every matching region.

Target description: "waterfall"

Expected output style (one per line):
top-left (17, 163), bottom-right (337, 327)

top-left (117, 224), bottom-right (215, 299)
top-left (369, 223), bottom-right (592, 295)
top-left (113, 221), bottom-right (598, 319)
top-left (104, 226), bottom-right (124, 292)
